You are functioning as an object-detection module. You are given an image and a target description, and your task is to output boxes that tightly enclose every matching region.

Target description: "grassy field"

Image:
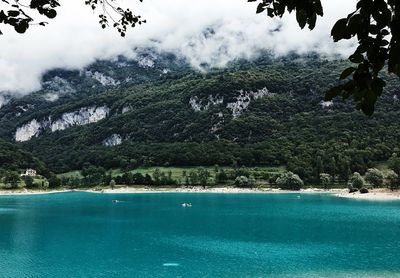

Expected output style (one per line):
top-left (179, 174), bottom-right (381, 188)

top-left (375, 162), bottom-right (391, 175)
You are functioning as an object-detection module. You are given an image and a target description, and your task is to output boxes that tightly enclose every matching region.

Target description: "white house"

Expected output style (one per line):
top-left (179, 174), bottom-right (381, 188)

top-left (21, 168), bottom-right (37, 177)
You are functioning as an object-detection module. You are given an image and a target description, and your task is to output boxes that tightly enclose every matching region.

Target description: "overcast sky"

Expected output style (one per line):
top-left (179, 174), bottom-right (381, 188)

top-left (0, 0), bottom-right (357, 96)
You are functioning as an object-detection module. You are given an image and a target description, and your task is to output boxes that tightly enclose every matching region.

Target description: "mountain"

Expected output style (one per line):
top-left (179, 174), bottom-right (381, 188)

top-left (0, 52), bottom-right (399, 182)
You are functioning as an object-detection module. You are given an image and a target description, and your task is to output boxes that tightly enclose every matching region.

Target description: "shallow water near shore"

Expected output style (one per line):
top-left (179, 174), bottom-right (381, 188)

top-left (0, 192), bottom-right (400, 277)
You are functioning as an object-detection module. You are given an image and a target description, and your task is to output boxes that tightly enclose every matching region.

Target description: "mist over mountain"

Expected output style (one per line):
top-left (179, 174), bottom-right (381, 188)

top-left (0, 0), bottom-right (356, 96)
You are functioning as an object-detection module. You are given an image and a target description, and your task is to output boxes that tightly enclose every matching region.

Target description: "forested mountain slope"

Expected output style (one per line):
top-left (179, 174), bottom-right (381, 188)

top-left (0, 138), bottom-right (45, 174)
top-left (0, 53), bottom-right (399, 182)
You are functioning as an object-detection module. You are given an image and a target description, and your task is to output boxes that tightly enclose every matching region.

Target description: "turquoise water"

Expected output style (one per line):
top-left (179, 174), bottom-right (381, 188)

top-left (0, 193), bottom-right (400, 277)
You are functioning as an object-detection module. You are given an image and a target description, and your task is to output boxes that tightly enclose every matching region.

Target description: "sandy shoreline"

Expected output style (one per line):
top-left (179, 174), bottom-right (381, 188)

top-left (0, 187), bottom-right (399, 201)
top-left (0, 186), bottom-right (342, 196)
top-left (88, 187), bottom-right (344, 194)
top-left (0, 189), bottom-right (73, 196)
top-left (335, 188), bottom-right (400, 201)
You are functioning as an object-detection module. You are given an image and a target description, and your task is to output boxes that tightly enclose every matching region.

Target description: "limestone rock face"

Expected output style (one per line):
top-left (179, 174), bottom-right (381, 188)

top-left (189, 87), bottom-right (273, 118)
top-left (50, 106), bottom-right (109, 132)
top-left (85, 71), bottom-right (120, 86)
top-left (189, 95), bottom-right (224, 112)
top-left (227, 88), bottom-right (273, 118)
top-left (15, 106), bottom-right (109, 142)
top-left (103, 134), bottom-right (123, 147)
top-left (15, 119), bottom-right (44, 142)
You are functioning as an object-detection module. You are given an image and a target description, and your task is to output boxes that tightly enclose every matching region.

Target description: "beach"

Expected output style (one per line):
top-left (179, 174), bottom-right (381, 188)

top-left (1, 187), bottom-right (399, 201)
top-left (91, 186), bottom-right (345, 194)
top-left (0, 186), bottom-right (343, 195)
top-left (0, 189), bottom-right (73, 196)
top-left (335, 188), bottom-right (400, 201)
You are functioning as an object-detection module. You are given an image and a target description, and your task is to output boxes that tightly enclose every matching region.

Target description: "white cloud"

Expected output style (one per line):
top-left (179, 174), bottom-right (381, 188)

top-left (0, 0), bottom-right (357, 95)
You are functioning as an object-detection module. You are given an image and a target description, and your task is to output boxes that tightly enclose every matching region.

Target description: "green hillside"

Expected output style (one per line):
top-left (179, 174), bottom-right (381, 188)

top-left (1, 54), bottom-right (399, 184)
top-left (0, 138), bottom-right (46, 174)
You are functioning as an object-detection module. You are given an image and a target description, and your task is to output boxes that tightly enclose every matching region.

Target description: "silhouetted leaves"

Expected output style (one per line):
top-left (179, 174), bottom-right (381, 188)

top-left (0, 0), bottom-right (144, 36)
top-left (327, 0), bottom-right (400, 115)
top-left (86, 0), bottom-right (145, 37)
top-left (250, 0), bottom-right (323, 30)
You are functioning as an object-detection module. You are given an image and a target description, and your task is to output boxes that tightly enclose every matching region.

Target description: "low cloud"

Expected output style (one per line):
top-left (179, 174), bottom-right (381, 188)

top-left (0, 0), bottom-right (357, 95)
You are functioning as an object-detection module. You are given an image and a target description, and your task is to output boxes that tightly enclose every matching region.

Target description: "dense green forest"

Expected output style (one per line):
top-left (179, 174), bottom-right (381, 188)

top-left (0, 138), bottom-right (46, 175)
top-left (0, 53), bottom-right (400, 187)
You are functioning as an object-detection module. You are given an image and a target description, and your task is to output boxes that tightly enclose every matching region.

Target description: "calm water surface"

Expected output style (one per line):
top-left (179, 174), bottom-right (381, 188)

top-left (0, 192), bottom-right (399, 277)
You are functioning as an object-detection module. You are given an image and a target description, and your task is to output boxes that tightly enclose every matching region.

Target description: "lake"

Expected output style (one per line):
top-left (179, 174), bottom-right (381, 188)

top-left (0, 192), bottom-right (399, 277)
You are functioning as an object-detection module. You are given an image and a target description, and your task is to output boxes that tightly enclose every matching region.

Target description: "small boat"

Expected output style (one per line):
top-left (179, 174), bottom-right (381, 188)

top-left (181, 203), bottom-right (192, 208)
top-left (163, 263), bottom-right (180, 267)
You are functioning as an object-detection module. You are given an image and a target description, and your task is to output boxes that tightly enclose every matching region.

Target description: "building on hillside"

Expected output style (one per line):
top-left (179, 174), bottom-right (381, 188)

top-left (21, 168), bottom-right (37, 177)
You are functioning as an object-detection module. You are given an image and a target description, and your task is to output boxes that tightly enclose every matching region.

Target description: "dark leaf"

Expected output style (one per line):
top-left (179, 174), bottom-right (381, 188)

top-left (14, 22), bottom-right (28, 33)
top-left (340, 67), bottom-right (356, 80)
top-left (45, 9), bottom-right (57, 19)
top-left (325, 85), bottom-right (343, 101)
top-left (349, 53), bottom-right (364, 63)
top-left (331, 18), bottom-right (348, 42)
top-left (7, 10), bottom-right (20, 17)
top-left (256, 3), bottom-right (266, 14)
top-left (296, 9), bottom-right (307, 29)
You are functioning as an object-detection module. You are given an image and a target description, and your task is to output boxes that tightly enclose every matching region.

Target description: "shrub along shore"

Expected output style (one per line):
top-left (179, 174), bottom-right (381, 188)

top-left (1, 165), bottom-right (400, 200)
